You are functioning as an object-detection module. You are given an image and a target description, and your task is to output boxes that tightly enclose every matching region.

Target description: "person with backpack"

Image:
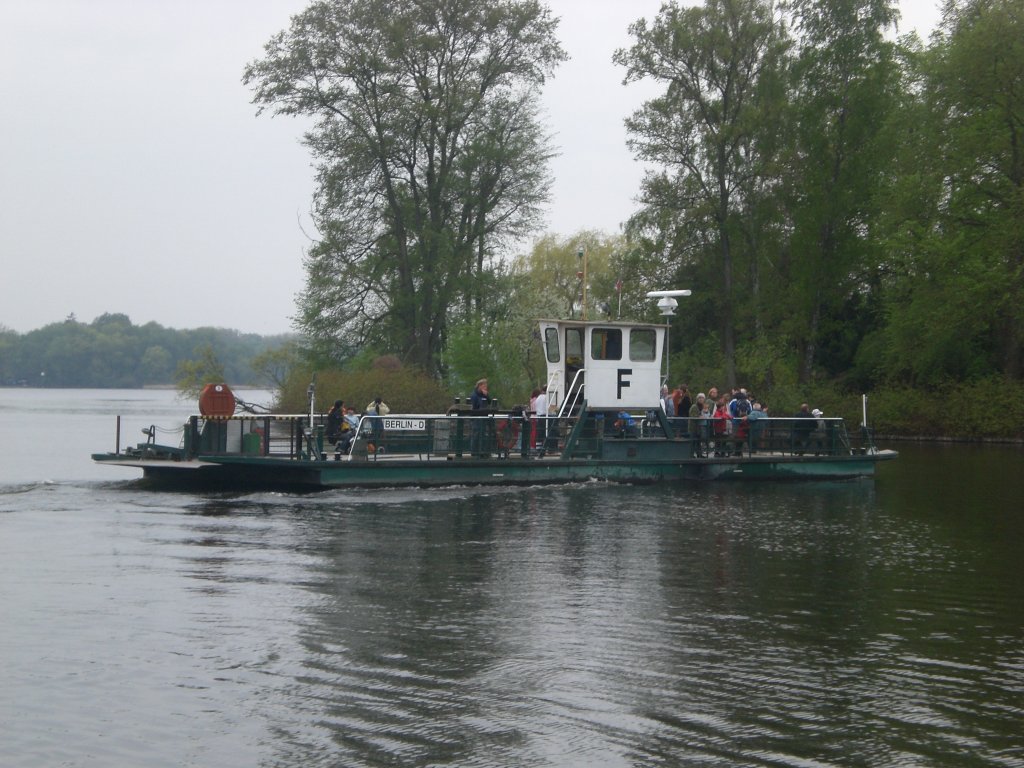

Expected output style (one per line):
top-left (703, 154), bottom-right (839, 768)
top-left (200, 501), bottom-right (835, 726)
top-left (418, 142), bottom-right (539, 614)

top-left (729, 389), bottom-right (751, 418)
top-left (364, 396), bottom-right (390, 448)
top-left (731, 391), bottom-right (752, 453)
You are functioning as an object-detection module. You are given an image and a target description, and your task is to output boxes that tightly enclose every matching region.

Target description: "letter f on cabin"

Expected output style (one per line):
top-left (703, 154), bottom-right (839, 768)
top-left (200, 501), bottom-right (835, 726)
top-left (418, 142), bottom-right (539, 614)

top-left (617, 368), bottom-right (632, 400)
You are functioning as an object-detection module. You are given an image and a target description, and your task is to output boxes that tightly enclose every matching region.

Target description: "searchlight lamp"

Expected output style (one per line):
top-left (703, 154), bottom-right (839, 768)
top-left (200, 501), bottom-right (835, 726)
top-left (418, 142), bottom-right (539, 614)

top-left (647, 289), bottom-right (691, 384)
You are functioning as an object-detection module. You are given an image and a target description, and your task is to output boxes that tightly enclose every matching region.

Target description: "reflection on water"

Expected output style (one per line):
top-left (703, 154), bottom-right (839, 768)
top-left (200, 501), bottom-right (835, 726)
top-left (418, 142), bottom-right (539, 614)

top-left (0, 389), bottom-right (1022, 766)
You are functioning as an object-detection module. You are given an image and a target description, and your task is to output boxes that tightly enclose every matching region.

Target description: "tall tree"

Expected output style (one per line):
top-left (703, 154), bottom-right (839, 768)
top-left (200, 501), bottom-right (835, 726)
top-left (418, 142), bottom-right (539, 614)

top-left (244, 0), bottom-right (566, 374)
top-left (872, 0), bottom-right (1024, 384)
top-left (780, 0), bottom-right (900, 383)
top-left (615, 0), bottom-right (789, 387)
top-left (933, 0), bottom-right (1024, 378)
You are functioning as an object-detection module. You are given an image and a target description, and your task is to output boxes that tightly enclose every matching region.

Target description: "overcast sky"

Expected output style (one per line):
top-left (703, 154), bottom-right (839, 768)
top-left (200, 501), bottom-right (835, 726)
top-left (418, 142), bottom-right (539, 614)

top-left (1, 0), bottom-right (940, 336)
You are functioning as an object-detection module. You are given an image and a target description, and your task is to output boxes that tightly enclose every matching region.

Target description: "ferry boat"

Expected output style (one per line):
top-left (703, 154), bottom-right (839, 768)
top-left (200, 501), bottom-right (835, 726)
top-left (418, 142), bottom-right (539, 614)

top-left (92, 315), bottom-right (896, 490)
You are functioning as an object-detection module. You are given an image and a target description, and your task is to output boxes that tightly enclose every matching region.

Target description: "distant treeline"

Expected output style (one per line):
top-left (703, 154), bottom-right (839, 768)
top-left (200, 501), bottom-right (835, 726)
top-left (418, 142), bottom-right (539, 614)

top-left (0, 313), bottom-right (293, 388)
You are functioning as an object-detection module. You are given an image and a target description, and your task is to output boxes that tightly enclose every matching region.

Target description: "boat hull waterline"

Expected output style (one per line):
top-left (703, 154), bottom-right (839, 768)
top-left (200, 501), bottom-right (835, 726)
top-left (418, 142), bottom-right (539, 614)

top-left (93, 443), bottom-right (896, 491)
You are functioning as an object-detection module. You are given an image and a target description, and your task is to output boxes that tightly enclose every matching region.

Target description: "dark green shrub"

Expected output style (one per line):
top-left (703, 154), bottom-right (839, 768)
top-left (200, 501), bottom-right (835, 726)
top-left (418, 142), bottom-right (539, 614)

top-left (277, 361), bottom-right (452, 415)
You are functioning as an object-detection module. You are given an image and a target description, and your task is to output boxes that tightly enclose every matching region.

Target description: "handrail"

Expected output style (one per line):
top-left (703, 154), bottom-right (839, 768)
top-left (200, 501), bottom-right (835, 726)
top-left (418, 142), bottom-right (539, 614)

top-left (545, 370), bottom-right (561, 397)
top-left (178, 411), bottom-right (872, 463)
top-left (558, 368), bottom-right (586, 419)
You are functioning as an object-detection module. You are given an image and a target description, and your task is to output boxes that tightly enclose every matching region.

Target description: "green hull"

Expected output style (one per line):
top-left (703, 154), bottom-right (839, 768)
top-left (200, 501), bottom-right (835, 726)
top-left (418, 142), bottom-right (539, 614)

top-left (693, 454), bottom-right (888, 480)
top-left (93, 449), bottom-right (896, 491)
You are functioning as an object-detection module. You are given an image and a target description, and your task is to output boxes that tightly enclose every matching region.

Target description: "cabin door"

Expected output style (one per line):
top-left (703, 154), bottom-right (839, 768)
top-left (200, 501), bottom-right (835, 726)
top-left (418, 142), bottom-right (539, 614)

top-left (565, 327), bottom-right (585, 403)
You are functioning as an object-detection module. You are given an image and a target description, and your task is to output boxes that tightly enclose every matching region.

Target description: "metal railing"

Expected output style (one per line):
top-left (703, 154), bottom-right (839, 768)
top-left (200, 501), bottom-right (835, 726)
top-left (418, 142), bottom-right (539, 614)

top-left (557, 368), bottom-right (586, 419)
top-left (157, 412), bottom-right (871, 463)
top-left (655, 416), bottom-right (869, 458)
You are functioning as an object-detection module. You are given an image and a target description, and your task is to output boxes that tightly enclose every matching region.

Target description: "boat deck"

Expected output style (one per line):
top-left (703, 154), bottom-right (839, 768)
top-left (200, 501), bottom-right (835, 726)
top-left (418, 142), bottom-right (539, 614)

top-left (93, 411), bottom-right (894, 488)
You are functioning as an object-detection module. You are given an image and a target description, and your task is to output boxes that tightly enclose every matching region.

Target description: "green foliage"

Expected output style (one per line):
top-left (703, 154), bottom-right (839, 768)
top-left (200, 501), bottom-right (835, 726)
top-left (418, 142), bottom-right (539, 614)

top-left (858, 377), bottom-right (1024, 440)
top-left (872, 0), bottom-right (1024, 383)
top-left (609, 0), bottom-right (1022, 404)
top-left (512, 231), bottom-right (627, 319)
top-left (175, 344), bottom-right (227, 401)
top-left (670, 332), bottom-right (726, 397)
top-left (28, 0), bottom-right (1001, 443)
top-left (616, 0), bottom-right (791, 386)
top-left (249, 343), bottom-right (302, 390)
top-left (277, 360), bottom-right (452, 415)
top-left (139, 345), bottom-right (173, 382)
top-left (734, 335), bottom-right (800, 395)
top-left (480, 230), bottom-right (662, 404)
top-left (245, 0), bottom-right (567, 374)
top-left (779, 0), bottom-right (901, 382)
top-left (443, 316), bottom-right (535, 407)
top-left (0, 314), bottom-right (293, 388)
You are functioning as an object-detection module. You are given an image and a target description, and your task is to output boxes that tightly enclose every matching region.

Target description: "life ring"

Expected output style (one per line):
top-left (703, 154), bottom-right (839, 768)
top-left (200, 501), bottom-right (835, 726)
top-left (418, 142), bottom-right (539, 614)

top-left (496, 419), bottom-right (520, 451)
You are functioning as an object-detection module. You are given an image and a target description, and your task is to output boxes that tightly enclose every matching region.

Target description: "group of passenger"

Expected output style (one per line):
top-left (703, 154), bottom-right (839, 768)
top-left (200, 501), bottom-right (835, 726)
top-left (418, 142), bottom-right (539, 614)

top-left (325, 396), bottom-right (390, 457)
top-left (659, 384), bottom-right (828, 456)
top-left (324, 379), bottom-right (827, 460)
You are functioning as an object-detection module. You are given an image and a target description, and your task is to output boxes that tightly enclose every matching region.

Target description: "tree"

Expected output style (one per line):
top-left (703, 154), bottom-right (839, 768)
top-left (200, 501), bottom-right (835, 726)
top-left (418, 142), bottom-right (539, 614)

top-left (250, 342), bottom-right (302, 390)
top-left (615, 0), bottom-right (789, 387)
top-left (932, 0), bottom-right (1024, 378)
top-left (873, 0), bottom-right (1024, 383)
top-left (443, 256), bottom-right (547, 402)
top-left (244, 0), bottom-right (566, 375)
top-left (512, 231), bottom-right (625, 319)
top-left (139, 345), bottom-right (174, 383)
top-left (175, 344), bottom-right (227, 401)
top-left (779, 0), bottom-right (901, 383)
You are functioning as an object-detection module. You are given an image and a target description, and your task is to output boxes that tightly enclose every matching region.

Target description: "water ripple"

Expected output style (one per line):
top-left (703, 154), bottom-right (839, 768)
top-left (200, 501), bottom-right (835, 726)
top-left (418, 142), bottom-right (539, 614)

top-left (2, 471), bottom-right (1023, 766)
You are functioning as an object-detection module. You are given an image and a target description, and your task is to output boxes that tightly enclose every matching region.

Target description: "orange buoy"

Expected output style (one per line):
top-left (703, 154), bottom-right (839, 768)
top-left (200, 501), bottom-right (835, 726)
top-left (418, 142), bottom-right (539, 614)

top-left (198, 383), bottom-right (236, 417)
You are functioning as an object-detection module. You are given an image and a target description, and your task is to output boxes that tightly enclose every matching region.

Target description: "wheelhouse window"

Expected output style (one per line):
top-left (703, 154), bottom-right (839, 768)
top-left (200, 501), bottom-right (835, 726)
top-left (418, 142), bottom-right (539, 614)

top-left (591, 328), bottom-right (623, 361)
top-left (544, 327), bottom-right (561, 363)
top-left (629, 329), bottom-right (656, 362)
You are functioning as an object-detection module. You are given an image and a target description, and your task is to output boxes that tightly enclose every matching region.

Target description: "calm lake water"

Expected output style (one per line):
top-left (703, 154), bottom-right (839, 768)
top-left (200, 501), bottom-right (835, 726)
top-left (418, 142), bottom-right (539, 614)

top-left (1, 388), bottom-right (1022, 767)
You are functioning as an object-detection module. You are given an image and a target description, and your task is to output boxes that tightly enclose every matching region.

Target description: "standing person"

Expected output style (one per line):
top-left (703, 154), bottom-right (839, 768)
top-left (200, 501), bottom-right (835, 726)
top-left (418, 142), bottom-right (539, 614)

top-left (533, 385), bottom-right (548, 455)
top-left (811, 408), bottom-right (827, 453)
top-left (706, 386), bottom-right (719, 410)
top-left (732, 392), bottom-right (751, 454)
top-left (678, 385), bottom-right (692, 423)
top-left (688, 393), bottom-right (706, 419)
top-left (660, 385), bottom-right (675, 417)
top-left (365, 396), bottom-right (390, 447)
top-left (689, 392), bottom-right (708, 454)
top-left (469, 379), bottom-right (490, 411)
top-left (792, 402), bottom-right (815, 454)
top-left (365, 396), bottom-right (390, 417)
top-left (325, 399), bottom-right (344, 446)
top-left (747, 402), bottom-right (768, 453)
top-left (528, 387), bottom-right (541, 451)
top-left (469, 379), bottom-right (491, 456)
top-left (730, 389), bottom-right (751, 419)
top-left (712, 395), bottom-right (731, 455)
